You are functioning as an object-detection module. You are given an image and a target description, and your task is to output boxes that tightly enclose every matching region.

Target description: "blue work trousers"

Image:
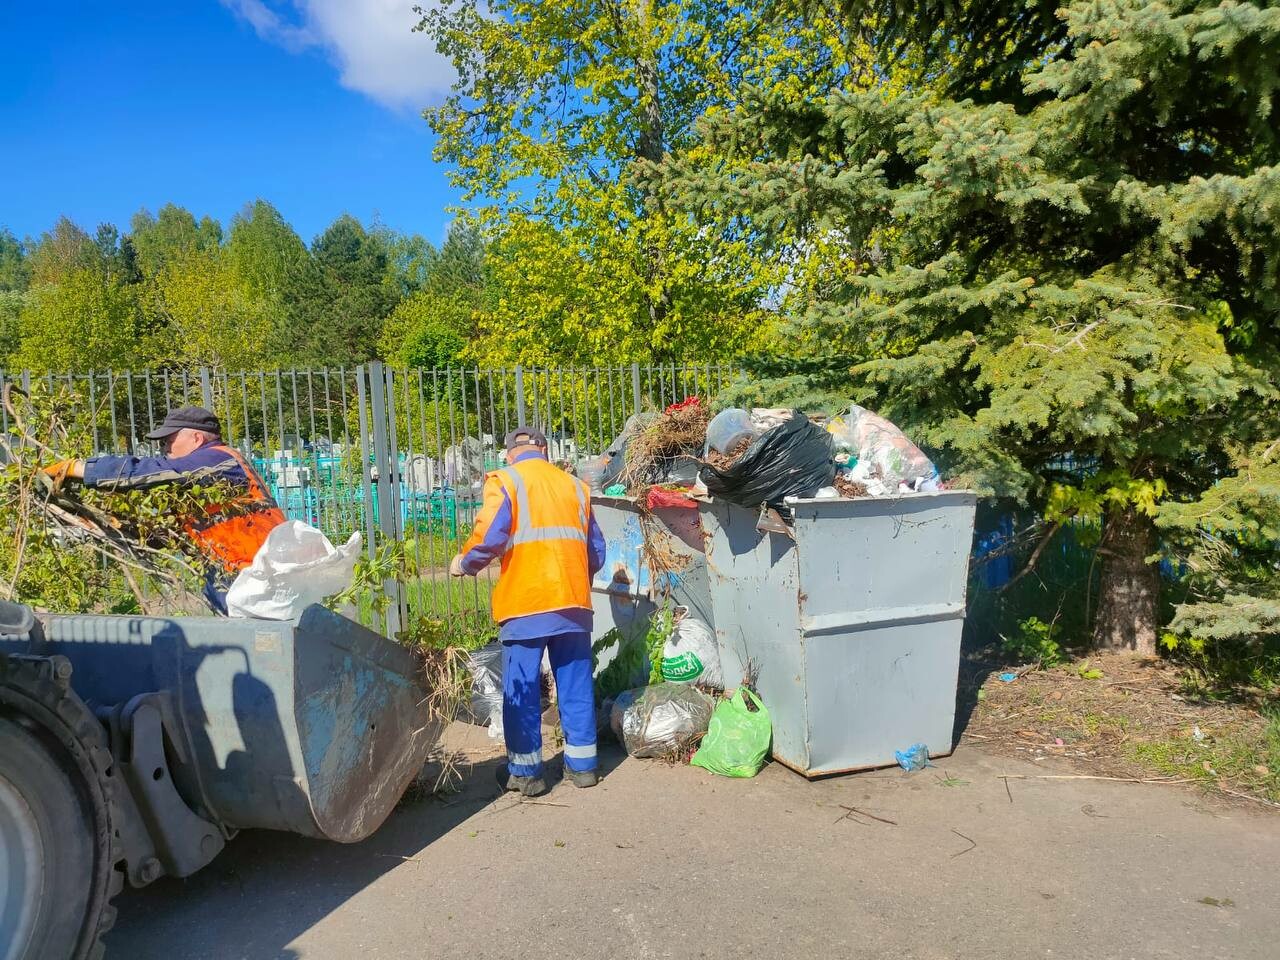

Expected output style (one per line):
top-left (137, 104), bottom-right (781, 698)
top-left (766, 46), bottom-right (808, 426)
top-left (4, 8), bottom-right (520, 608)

top-left (502, 632), bottom-right (597, 778)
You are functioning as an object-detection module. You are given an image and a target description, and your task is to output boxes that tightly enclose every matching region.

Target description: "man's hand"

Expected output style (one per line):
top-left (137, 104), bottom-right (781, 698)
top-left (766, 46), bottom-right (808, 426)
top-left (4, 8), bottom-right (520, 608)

top-left (449, 554), bottom-right (466, 578)
top-left (41, 459), bottom-right (83, 491)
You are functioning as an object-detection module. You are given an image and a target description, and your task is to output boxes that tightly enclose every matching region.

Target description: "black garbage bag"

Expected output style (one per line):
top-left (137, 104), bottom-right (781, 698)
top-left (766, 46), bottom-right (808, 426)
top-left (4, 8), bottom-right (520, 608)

top-left (699, 411), bottom-right (835, 513)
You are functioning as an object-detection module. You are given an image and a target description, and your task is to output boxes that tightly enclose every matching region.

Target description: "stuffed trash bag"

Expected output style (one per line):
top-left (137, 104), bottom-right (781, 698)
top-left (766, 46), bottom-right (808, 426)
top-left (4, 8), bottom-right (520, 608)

top-left (610, 683), bottom-right (715, 759)
top-left (659, 610), bottom-right (723, 689)
top-left (699, 411), bottom-right (834, 514)
top-left (226, 520), bottom-right (362, 620)
top-left (690, 688), bottom-right (772, 778)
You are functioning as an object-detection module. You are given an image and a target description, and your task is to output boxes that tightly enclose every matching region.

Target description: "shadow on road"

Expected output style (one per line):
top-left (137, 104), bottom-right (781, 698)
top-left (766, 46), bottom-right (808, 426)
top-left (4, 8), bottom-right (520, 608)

top-left (106, 737), bottom-right (629, 960)
top-left (106, 754), bottom-right (507, 960)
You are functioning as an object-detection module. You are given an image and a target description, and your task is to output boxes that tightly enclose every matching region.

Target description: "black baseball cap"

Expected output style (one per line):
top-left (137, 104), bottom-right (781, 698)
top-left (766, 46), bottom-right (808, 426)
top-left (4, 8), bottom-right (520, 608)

top-left (504, 426), bottom-right (547, 452)
top-left (145, 406), bottom-right (222, 440)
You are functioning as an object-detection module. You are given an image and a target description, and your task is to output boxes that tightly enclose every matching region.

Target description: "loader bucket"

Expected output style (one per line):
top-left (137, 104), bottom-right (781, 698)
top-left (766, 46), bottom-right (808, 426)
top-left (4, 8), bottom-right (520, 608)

top-left (8, 605), bottom-right (439, 843)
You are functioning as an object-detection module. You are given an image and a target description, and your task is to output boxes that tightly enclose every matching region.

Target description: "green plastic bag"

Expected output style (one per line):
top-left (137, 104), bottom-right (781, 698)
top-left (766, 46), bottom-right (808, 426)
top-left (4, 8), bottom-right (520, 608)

top-left (690, 688), bottom-right (771, 778)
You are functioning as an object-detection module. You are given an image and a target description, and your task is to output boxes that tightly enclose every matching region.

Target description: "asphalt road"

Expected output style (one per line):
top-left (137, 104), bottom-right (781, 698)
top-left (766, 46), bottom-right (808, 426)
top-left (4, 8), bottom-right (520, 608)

top-left (106, 723), bottom-right (1280, 960)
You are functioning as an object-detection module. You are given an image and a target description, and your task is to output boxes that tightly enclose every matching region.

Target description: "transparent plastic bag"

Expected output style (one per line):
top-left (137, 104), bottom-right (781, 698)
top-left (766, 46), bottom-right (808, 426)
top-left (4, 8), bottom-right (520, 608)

top-left (609, 683), bottom-right (715, 758)
top-left (577, 455), bottom-right (609, 493)
top-left (226, 521), bottom-right (362, 620)
top-left (706, 408), bottom-right (759, 455)
top-left (466, 641), bottom-right (505, 738)
top-left (827, 404), bottom-right (938, 490)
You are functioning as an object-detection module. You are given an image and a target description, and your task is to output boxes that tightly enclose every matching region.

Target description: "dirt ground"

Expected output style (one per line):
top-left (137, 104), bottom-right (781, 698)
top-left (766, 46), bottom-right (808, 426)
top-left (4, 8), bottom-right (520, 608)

top-left (962, 653), bottom-right (1280, 807)
top-left (105, 719), bottom-right (1280, 960)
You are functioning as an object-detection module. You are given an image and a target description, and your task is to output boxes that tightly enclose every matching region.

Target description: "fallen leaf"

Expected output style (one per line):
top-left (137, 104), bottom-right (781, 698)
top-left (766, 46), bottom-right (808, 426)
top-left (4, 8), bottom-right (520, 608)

top-left (1050, 691), bottom-right (1063, 701)
top-left (554, 839), bottom-right (566, 848)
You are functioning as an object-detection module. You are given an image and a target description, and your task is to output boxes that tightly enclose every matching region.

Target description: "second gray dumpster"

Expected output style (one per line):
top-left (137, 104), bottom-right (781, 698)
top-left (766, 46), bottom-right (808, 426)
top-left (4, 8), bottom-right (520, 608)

top-left (702, 492), bottom-right (977, 777)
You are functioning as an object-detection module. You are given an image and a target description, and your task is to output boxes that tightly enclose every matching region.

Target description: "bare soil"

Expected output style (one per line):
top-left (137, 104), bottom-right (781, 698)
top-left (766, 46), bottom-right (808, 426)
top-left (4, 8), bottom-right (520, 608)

top-left (961, 652), bottom-right (1280, 808)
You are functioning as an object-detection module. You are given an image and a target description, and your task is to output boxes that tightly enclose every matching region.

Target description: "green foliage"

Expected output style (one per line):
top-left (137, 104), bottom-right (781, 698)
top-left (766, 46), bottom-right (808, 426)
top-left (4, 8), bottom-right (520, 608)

top-left (378, 221), bottom-right (487, 368)
top-left (417, 0), bottom-right (858, 364)
top-left (0, 291), bottom-right (25, 363)
top-left (396, 613), bottom-right (495, 652)
top-left (280, 215), bottom-right (398, 366)
top-left (130, 204), bottom-right (221, 276)
top-left (26, 217), bottom-right (101, 286)
top-left (646, 603), bottom-right (675, 685)
top-left (325, 539), bottom-right (406, 617)
top-left (0, 200), bottom-right (453, 372)
top-left (1158, 440), bottom-right (1280, 635)
top-left (139, 247), bottom-right (273, 371)
top-left (656, 0), bottom-right (1280, 651)
top-left (1000, 616), bottom-right (1065, 668)
top-left (0, 229), bottom-right (31, 292)
top-left (592, 626), bottom-right (648, 702)
top-left (15, 268), bottom-right (144, 371)
top-left (590, 600), bottom-right (675, 698)
top-left (0, 383), bottom-right (234, 613)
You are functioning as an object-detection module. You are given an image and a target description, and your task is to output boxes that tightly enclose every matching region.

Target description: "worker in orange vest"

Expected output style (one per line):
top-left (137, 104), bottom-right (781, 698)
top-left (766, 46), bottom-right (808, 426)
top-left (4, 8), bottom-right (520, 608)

top-left (451, 426), bottom-right (606, 797)
top-left (43, 406), bottom-right (285, 614)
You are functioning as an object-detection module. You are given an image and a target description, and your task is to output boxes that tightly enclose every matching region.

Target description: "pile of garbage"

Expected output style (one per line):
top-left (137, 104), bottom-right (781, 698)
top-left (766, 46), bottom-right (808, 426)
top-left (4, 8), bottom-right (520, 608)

top-left (578, 399), bottom-right (944, 517)
top-left (593, 604), bottom-right (772, 778)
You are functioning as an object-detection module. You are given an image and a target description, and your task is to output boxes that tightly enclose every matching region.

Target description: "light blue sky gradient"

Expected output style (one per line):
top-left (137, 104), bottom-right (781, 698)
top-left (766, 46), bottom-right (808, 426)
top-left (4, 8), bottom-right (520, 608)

top-left (0, 2), bottom-right (460, 245)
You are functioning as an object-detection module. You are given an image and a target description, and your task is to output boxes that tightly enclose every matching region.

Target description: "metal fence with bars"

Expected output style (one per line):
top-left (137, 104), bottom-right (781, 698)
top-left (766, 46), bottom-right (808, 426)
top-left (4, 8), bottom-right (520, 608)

top-left (0, 363), bottom-right (737, 635)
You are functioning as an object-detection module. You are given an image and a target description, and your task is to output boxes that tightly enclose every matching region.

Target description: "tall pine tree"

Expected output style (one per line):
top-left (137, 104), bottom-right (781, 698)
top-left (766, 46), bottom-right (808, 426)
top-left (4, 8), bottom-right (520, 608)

top-left (657, 0), bottom-right (1280, 653)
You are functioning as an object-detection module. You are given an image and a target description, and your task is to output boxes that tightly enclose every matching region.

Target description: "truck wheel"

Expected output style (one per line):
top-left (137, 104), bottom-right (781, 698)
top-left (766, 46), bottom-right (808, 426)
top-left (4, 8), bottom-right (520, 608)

top-left (0, 717), bottom-right (101, 960)
top-left (0, 657), bottom-right (121, 960)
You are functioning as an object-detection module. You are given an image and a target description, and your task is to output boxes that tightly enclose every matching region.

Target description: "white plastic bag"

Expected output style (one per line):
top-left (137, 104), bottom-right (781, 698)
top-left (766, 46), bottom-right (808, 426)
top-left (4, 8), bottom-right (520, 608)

top-left (660, 609), bottom-right (724, 689)
top-left (226, 520), bottom-right (362, 620)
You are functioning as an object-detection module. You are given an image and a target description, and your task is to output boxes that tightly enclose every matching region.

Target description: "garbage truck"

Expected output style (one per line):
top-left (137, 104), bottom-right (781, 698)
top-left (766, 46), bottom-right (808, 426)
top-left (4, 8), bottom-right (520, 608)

top-left (0, 602), bottom-right (440, 960)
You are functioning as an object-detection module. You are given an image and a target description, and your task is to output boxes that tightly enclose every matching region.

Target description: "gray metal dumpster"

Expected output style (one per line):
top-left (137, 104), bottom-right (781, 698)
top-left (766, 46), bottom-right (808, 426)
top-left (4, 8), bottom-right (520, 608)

top-left (702, 492), bottom-right (977, 777)
top-left (588, 495), bottom-right (712, 669)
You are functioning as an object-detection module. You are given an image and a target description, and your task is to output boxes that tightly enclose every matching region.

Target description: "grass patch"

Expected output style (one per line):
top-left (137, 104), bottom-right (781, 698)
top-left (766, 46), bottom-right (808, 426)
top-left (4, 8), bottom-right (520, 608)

top-left (1128, 710), bottom-right (1280, 802)
top-left (406, 575), bottom-right (495, 626)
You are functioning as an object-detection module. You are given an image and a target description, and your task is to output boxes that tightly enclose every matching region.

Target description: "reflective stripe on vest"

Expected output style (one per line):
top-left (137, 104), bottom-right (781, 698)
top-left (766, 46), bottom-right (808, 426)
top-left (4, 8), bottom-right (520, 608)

top-left (501, 466), bottom-right (588, 549)
top-left (488, 458), bottom-right (593, 622)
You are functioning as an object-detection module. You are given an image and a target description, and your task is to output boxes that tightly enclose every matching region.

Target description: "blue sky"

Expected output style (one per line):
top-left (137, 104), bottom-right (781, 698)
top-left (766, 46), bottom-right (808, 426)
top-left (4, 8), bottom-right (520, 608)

top-left (0, 2), bottom-right (461, 246)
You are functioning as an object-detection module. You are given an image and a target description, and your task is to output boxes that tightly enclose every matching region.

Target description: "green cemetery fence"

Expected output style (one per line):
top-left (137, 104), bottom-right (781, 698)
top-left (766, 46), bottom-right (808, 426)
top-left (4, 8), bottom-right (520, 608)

top-left (0, 363), bottom-right (735, 635)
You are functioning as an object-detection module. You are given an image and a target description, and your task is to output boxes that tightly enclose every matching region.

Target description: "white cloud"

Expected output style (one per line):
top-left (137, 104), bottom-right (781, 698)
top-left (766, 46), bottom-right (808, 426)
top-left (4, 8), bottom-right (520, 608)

top-left (222, 0), bottom-right (456, 110)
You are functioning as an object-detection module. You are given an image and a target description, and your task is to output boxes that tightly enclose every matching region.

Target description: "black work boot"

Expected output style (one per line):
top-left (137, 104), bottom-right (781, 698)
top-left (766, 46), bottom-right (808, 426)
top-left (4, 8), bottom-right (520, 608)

top-left (565, 768), bottom-right (599, 788)
top-left (495, 763), bottom-right (547, 797)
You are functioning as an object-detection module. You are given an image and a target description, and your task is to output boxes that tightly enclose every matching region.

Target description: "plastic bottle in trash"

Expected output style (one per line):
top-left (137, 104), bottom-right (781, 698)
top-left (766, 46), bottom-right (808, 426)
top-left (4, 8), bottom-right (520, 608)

top-left (577, 455), bottom-right (608, 493)
top-left (705, 408), bottom-right (758, 454)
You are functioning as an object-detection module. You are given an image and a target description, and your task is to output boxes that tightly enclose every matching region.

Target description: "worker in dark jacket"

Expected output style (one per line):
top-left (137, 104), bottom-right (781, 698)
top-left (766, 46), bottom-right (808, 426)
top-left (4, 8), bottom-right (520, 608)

top-left (43, 406), bottom-right (285, 613)
top-left (451, 426), bottom-right (607, 796)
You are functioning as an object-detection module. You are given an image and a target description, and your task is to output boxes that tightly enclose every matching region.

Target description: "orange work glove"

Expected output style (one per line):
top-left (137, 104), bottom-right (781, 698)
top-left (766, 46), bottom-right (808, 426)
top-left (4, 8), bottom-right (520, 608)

top-left (40, 459), bottom-right (80, 491)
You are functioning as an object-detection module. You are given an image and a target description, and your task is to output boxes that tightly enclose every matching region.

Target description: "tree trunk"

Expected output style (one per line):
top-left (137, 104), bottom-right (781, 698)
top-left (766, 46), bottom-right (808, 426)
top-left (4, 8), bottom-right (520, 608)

top-left (1092, 506), bottom-right (1159, 655)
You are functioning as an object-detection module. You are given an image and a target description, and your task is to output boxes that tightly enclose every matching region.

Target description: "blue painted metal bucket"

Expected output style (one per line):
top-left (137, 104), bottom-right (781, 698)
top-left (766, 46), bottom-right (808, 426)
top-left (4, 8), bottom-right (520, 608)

top-left (2, 605), bottom-right (437, 843)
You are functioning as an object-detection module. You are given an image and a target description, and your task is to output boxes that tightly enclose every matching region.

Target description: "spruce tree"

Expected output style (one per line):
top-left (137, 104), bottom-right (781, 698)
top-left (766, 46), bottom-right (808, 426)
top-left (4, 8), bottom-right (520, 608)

top-left (657, 0), bottom-right (1280, 653)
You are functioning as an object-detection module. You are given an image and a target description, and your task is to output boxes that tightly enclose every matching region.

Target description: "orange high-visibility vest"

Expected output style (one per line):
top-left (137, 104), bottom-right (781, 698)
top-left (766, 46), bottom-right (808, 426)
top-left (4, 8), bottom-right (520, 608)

top-left (187, 445), bottom-right (286, 573)
top-left (466, 457), bottom-right (592, 623)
